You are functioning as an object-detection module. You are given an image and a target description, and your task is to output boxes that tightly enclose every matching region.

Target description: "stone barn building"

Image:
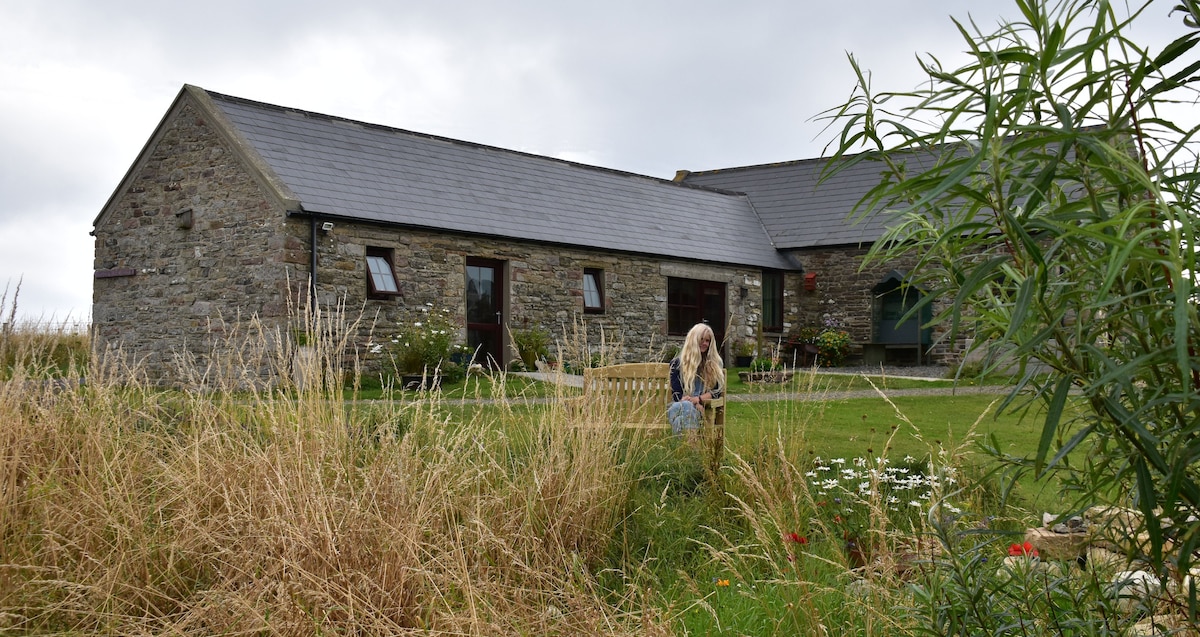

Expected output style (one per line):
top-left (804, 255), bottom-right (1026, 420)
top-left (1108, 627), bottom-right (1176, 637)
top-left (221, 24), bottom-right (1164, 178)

top-left (91, 84), bottom-right (957, 383)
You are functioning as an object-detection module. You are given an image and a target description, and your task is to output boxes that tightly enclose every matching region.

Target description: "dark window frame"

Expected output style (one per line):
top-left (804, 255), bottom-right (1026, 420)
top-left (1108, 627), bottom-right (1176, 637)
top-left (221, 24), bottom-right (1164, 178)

top-left (762, 270), bottom-right (784, 332)
top-left (667, 277), bottom-right (723, 335)
top-left (583, 268), bottom-right (605, 314)
top-left (365, 246), bottom-right (401, 300)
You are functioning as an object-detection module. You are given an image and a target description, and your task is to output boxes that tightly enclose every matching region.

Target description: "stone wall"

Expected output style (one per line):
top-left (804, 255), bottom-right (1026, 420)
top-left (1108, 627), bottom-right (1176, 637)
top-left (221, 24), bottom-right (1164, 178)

top-left (312, 220), bottom-right (773, 372)
top-left (92, 97), bottom-right (298, 383)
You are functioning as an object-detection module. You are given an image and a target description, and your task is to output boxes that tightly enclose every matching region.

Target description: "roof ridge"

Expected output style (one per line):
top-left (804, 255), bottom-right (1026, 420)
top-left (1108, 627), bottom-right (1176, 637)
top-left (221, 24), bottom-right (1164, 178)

top-left (683, 155), bottom-right (831, 177)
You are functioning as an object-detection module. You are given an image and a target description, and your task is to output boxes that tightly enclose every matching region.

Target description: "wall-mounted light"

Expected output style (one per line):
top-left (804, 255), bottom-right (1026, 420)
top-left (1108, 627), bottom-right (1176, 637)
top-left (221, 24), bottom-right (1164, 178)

top-left (321, 222), bottom-right (334, 232)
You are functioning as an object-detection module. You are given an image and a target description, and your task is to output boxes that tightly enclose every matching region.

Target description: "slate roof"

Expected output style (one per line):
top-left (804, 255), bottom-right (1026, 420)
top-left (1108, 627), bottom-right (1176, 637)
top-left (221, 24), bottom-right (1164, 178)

top-left (197, 88), bottom-right (796, 271)
top-left (680, 155), bottom-right (903, 250)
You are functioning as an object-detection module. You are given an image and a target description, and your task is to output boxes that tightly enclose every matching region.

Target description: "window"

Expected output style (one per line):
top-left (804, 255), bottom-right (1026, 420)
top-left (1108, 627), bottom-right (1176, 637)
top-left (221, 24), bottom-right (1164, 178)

top-left (583, 268), bottom-right (604, 313)
top-left (365, 247), bottom-right (400, 299)
top-left (762, 270), bottom-right (783, 332)
top-left (667, 277), bottom-right (724, 335)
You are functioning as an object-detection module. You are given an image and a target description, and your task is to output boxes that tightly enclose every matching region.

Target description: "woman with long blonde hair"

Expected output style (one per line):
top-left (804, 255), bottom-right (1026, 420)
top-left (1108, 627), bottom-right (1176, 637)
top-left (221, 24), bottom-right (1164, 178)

top-left (667, 323), bottom-right (725, 434)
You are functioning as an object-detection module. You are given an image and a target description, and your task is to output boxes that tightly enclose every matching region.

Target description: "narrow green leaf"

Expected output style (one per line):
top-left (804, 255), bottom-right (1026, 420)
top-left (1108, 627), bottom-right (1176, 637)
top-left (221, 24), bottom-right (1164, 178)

top-left (1036, 375), bottom-right (1074, 476)
top-left (1134, 458), bottom-right (1163, 567)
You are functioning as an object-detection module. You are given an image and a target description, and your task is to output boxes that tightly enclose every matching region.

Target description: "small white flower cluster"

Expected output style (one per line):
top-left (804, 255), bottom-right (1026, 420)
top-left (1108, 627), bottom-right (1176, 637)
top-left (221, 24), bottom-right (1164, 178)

top-left (807, 455), bottom-right (962, 514)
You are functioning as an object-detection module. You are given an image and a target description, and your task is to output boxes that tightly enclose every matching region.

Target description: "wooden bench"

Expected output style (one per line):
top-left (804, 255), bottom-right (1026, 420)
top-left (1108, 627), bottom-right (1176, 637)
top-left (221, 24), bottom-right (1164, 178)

top-left (578, 362), bottom-right (724, 443)
top-left (861, 342), bottom-right (929, 366)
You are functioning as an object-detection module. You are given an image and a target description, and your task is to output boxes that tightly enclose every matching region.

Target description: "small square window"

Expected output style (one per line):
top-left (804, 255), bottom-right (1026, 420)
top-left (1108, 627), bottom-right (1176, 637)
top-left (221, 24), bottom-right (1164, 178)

top-left (583, 268), bottom-right (604, 313)
top-left (366, 247), bottom-right (400, 299)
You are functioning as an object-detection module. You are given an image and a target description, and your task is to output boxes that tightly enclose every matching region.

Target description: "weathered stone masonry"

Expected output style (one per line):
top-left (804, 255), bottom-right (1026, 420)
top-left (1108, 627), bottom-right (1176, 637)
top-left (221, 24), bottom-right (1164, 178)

top-left (315, 220), bottom-right (776, 371)
top-left (92, 100), bottom-right (299, 381)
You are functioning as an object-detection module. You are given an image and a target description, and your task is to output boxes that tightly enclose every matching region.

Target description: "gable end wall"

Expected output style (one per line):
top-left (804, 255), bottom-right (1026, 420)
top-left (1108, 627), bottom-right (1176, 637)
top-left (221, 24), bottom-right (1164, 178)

top-left (92, 101), bottom-right (300, 382)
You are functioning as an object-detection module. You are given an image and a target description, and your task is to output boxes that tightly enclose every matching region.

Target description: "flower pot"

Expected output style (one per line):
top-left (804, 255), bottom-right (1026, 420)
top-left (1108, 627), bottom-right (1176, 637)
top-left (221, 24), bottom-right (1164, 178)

top-left (734, 355), bottom-right (753, 367)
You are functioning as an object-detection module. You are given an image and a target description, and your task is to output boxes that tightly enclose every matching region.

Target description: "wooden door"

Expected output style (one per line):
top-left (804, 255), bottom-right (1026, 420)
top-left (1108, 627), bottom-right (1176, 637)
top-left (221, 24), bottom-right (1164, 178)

top-left (466, 258), bottom-right (505, 368)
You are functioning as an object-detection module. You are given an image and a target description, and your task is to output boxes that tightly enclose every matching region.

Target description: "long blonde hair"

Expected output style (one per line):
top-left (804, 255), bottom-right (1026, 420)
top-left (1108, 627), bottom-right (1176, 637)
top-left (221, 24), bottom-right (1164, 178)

top-left (679, 323), bottom-right (724, 395)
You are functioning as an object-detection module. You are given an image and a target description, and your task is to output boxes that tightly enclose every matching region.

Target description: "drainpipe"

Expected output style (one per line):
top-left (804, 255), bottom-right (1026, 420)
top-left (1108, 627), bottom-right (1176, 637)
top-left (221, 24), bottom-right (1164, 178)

top-left (308, 214), bottom-right (318, 319)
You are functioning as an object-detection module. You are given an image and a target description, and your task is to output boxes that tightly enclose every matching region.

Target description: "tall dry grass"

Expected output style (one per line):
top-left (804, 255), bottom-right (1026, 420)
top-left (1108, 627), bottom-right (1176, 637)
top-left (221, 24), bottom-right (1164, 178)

top-left (2, 291), bottom-right (1023, 635)
top-left (0, 284), bottom-right (89, 384)
top-left (0, 300), bottom-right (667, 635)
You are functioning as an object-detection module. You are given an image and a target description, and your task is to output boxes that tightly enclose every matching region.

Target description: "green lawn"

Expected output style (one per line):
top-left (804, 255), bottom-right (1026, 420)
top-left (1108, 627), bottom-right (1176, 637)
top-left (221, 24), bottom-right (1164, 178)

top-left (364, 369), bottom-right (1036, 464)
top-left (353, 366), bottom-right (1069, 509)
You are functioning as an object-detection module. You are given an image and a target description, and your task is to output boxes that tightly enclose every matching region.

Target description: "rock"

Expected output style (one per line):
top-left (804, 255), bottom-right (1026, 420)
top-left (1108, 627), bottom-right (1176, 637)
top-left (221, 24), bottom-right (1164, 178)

top-left (1087, 506), bottom-right (1144, 535)
top-left (1110, 570), bottom-right (1163, 615)
top-left (1085, 546), bottom-right (1128, 574)
top-left (1050, 515), bottom-right (1087, 534)
top-left (1128, 614), bottom-right (1200, 637)
top-left (1002, 555), bottom-right (1044, 571)
top-left (1169, 565), bottom-right (1200, 597)
top-left (1025, 527), bottom-right (1087, 561)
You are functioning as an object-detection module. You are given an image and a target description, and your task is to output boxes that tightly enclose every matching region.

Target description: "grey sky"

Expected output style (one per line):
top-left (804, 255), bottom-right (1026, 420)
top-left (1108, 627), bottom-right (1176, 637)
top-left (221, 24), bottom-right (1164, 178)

top-left (0, 0), bottom-right (1192, 324)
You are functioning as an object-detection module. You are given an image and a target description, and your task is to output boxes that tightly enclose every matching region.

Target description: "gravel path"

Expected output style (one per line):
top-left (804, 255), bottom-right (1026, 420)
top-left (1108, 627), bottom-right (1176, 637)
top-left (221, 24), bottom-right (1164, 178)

top-left (735, 364), bottom-right (1011, 401)
top-left (810, 364), bottom-right (953, 379)
top-left (729, 384), bottom-right (1011, 402)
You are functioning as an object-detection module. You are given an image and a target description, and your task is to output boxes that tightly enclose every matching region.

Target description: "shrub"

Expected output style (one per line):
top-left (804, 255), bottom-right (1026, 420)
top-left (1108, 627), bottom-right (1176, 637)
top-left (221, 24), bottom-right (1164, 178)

top-left (750, 356), bottom-right (781, 372)
top-left (388, 304), bottom-right (467, 374)
top-left (826, 0), bottom-right (1200, 615)
top-left (815, 329), bottom-right (851, 367)
top-left (786, 326), bottom-right (850, 367)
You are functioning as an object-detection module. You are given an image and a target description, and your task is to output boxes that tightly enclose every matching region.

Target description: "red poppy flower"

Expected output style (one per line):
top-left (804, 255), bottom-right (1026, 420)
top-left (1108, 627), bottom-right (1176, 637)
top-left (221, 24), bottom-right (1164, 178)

top-left (785, 532), bottom-right (808, 544)
top-left (1008, 541), bottom-right (1039, 557)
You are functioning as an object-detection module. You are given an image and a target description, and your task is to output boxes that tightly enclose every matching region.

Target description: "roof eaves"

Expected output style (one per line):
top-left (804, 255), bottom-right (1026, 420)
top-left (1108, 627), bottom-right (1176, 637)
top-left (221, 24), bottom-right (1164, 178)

top-left (285, 209), bottom-right (799, 271)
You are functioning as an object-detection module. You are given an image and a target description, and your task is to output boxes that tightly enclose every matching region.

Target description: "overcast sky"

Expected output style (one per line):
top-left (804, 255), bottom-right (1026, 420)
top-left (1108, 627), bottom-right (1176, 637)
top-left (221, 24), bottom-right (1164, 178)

top-left (0, 0), bottom-right (1192, 325)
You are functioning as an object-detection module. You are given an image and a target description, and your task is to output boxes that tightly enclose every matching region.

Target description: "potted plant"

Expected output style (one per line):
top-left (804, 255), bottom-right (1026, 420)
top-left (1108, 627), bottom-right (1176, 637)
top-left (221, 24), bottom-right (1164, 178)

top-left (785, 327), bottom-right (820, 367)
top-left (510, 326), bottom-right (551, 369)
top-left (749, 356), bottom-right (781, 373)
top-left (815, 329), bottom-right (851, 367)
top-left (733, 340), bottom-right (755, 367)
